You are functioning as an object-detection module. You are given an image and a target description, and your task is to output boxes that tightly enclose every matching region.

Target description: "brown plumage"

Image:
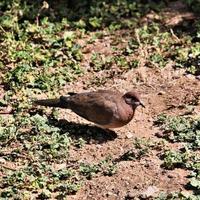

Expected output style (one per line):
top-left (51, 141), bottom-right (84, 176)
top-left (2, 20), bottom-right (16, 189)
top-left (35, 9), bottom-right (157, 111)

top-left (33, 90), bottom-right (144, 129)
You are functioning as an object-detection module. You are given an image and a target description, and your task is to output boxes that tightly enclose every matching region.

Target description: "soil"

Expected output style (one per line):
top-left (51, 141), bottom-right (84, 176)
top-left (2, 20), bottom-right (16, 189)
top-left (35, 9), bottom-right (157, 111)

top-left (1, 1), bottom-right (200, 199)
top-left (24, 24), bottom-right (199, 198)
top-left (55, 60), bottom-right (200, 200)
top-left (2, 32), bottom-right (199, 200)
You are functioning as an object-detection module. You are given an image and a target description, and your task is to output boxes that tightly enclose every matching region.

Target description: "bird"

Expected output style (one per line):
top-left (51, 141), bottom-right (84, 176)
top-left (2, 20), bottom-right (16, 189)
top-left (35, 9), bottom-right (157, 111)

top-left (33, 90), bottom-right (145, 129)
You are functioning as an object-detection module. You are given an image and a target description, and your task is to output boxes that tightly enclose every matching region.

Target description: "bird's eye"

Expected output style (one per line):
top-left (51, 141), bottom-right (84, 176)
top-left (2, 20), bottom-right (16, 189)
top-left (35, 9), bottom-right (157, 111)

top-left (131, 97), bottom-right (139, 102)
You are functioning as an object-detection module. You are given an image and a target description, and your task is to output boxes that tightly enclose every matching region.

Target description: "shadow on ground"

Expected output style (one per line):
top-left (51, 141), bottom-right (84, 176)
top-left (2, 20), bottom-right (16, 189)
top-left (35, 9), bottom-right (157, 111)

top-left (47, 117), bottom-right (117, 144)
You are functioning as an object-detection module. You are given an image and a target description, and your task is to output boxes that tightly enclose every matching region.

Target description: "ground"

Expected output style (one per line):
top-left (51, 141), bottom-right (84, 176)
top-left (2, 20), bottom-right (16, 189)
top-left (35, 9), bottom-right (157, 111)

top-left (0, 1), bottom-right (200, 200)
top-left (64, 65), bottom-right (200, 200)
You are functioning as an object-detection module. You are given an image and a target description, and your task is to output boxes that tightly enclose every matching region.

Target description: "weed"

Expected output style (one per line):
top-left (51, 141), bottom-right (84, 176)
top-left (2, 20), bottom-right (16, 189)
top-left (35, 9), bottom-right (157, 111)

top-left (1, 0), bottom-right (200, 198)
top-left (90, 53), bottom-right (113, 72)
top-left (156, 191), bottom-right (200, 200)
top-left (155, 115), bottom-right (200, 150)
top-left (79, 163), bottom-right (100, 179)
top-left (119, 138), bottom-right (164, 161)
top-left (162, 149), bottom-right (190, 170)
top-left (74, 138), bottom-right (86, 148)
top-left (156, 114), bottom-right (200, 197)
top-left (80, 156), bottom-right (117, 179)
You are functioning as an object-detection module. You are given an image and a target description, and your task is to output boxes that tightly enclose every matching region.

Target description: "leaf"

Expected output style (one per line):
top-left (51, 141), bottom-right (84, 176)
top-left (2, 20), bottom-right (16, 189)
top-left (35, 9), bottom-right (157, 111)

top-left (190, 177), bottom-right (200, 189)
top-left (63, 31), bottom-right (75, 40)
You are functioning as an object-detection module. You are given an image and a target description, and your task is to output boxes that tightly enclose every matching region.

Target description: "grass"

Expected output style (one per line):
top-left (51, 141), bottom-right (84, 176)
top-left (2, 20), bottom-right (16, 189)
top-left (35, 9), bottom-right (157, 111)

top-left (155, 115), bottom-right (200, 199)
top-left (119, 138), bottom-right (165, 161)
top-left (155, 114), bottom-right (200, 150)
top-left (0, 0), bottom-right (200, 198)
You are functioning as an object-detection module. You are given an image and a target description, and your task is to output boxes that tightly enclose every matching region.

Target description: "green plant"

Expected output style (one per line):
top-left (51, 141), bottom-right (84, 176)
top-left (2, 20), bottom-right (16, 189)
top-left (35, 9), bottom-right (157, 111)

top-left (155, 115), bottom-right (200, 150)
top-left (120, 138), bottom-right (164, 161)
top-left (79, 163), bottom-right (100, 179)
top-left (90, 53), bottom-right (113, 72)
top-left (162, 149), bottom-right (189, 170)
top-left (156, 191), bottom-right (200, 200)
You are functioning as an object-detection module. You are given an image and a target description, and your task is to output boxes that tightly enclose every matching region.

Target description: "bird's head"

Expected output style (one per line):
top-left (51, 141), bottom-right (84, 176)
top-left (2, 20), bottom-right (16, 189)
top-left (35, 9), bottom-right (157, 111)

top-left (123, 91), bottom-right (145, 108)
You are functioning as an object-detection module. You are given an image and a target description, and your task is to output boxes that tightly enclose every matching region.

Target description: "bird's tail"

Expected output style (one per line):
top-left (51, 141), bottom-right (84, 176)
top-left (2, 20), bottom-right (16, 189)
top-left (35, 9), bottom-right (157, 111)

top-left (33, 96), bottom-right (69, 108)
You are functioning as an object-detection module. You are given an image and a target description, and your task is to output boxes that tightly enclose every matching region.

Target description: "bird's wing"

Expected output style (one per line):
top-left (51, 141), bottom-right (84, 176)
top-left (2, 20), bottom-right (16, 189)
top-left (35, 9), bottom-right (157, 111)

top-left (62, 91), bottom-right (120, 125)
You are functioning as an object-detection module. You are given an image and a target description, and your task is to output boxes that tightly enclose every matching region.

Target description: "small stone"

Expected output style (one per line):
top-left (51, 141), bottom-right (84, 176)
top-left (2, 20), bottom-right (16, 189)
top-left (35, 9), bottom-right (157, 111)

top-left (168, 174), bottom-right (174, 178)
top-left (126, 132), bottom-right (134, 139)
top-left (155, 132), bottom-right (164, 138)
top-left (125, 191), bottom-right (135, 199)
top-left (0, 158), bottom-right (6, 163)
top-left (196, 75), bottom-right (200, 80)
top-left (167, 171), bottom-right (176, 178)
top-left (158, 91), bottom-right (166, 95)
top-left (140, 186), bottom-right (159, 199)
top-left (106, 191), bottom-right (117, 198)
top-left (185, 74), bottom-right (194, 79)
top-left (96, 144), bottom-right (102, 149)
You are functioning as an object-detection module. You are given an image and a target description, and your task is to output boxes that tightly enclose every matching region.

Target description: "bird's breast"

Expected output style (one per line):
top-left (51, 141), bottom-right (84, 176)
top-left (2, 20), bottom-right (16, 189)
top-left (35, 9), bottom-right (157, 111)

top-left (102, 103), bottom-right (134, 129)
top-left (117, 105), bottom-right (134, 124)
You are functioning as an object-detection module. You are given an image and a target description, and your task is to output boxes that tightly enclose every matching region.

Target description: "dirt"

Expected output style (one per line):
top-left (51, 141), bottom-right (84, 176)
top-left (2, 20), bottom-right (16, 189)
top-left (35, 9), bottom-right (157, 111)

top-left (1, 1), bottom-right (200, 199)
top-left (2, 35), bottom-right (199, 200)
top-left (52, 60), bottom-right (200, 200)
top-left (27, 30), bottom-right (200, 199)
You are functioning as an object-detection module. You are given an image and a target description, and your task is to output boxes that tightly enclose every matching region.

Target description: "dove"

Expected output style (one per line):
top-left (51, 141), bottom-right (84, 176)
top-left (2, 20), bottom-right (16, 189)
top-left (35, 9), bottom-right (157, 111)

top-left (33, 90), bottom-right (144, 129)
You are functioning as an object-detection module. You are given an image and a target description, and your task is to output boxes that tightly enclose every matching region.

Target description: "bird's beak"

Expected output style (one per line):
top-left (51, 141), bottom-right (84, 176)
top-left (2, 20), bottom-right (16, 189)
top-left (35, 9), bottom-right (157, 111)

top-left (134, 101), bottom-right (145, 108)
top-left (140, 101), bottom-right (145, 108)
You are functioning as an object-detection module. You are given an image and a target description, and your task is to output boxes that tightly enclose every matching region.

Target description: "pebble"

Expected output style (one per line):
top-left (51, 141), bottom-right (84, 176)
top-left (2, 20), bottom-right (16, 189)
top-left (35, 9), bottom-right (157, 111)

top-left (158, 91), bottom-right (166, 95)
top-left (125, 191), bottom-right (135, 199)
top-left (126, 132), bottom-right (134, 139)
top-left (140, 186), bottom-right (159, 199)
top-left (0, 158), bottom-right (6, 163)
top-left (196, 75), bottom-right (200, 80)
top-left (155, 132), bottom-right (164, 138)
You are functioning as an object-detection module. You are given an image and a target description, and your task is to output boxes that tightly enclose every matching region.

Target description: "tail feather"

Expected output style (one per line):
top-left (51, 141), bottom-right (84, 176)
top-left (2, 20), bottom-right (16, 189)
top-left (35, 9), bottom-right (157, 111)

top-left (33, 97), bottom-right (69, 108)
